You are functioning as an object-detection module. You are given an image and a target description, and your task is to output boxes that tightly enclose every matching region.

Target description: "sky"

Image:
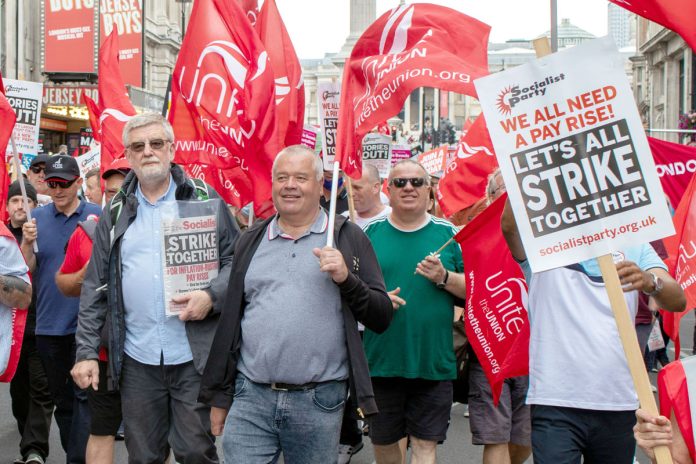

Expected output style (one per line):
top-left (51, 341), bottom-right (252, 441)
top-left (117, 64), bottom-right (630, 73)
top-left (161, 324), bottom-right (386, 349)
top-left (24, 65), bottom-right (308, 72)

top-left (276, 0), bottom-right (610, 59)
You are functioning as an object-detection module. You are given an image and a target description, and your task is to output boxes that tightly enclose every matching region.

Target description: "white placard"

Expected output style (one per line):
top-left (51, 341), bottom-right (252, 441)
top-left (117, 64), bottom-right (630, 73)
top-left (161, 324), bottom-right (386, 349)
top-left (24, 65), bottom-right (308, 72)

top-left (3, 78), bottom-right (43, 163)
top-left (362, 133), bottom-right (392, 178)
top-left (317, 81), bottom-right (340, 170)
top-left (474, 37), bottom-right (674, 272)
top-left (76, 146), bottom-right (101, 180)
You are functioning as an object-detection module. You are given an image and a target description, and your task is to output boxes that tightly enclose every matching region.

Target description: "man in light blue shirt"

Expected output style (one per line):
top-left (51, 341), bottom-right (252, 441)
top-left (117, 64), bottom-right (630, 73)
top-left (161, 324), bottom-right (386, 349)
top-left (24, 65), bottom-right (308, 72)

top-left (73, 113), bottom-right (238, 464)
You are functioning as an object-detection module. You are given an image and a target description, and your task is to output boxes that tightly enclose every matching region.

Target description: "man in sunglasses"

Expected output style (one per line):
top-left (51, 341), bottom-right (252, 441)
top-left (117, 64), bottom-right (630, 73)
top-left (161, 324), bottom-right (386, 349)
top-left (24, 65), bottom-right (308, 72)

top-left (21, 154), bottom-right (102, 463)
top-left (27, 154), bottom-right (52, 206)
top-left (73, 112), bottom-right (238, 464)
top-left (363, 159), bottom-right (467, 464)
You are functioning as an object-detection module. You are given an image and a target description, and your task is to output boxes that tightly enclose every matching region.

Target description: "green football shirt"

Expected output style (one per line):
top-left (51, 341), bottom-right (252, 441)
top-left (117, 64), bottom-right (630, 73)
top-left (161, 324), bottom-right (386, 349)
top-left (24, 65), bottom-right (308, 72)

top-left (363, 215), bottom-right (464, 380)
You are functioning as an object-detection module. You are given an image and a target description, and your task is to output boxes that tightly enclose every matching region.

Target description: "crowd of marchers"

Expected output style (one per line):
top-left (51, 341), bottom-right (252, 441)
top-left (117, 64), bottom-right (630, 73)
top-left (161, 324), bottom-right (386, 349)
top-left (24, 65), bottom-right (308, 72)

top-left (0, 112), bottom-right (690, 464)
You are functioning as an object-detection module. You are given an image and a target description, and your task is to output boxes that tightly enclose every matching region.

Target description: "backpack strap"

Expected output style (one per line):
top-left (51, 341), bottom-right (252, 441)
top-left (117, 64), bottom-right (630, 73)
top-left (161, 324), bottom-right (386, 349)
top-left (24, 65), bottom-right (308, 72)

top-left (108, 190), bottom-right (125, 245)
top-left (190, 178), bottom-right (210, 201)
top-left (78, 216), bottom-right (99, 241)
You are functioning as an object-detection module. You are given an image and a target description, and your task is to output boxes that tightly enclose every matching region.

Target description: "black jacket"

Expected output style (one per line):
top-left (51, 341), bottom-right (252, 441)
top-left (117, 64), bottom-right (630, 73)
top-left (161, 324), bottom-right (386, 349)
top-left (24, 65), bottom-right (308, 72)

top-left (75, 164), bottom-right (239, 388)
top-left (198, 213), bottom-right (392, 417)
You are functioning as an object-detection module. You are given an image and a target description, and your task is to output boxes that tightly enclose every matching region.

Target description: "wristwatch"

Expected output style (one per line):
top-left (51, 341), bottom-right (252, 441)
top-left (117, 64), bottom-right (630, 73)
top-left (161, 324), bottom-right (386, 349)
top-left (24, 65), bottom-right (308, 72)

top-left (436, 270), bottom-right (449, 289)
top-left (643, 272), bottom-right (664, 296)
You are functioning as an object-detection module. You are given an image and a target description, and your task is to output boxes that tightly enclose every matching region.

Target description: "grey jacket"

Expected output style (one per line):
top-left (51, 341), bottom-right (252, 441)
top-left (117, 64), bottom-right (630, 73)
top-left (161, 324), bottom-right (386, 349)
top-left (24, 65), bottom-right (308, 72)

top-left (75, 164), bottom-right (239, 388)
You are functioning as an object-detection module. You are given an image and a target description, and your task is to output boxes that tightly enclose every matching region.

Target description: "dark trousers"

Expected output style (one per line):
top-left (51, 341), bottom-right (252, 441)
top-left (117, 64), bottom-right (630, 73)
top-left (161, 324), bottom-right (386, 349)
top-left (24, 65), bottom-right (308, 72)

top-left (120, 355), bottom-right (218, 464)
top-left (10, 332), bottom-right (53, 459)
top-left (531, 405), bottom-right (635, 464)
top-left (339, 396), bottom-right (363, 447)
top-left (36, 334), bottom-right (90, 464)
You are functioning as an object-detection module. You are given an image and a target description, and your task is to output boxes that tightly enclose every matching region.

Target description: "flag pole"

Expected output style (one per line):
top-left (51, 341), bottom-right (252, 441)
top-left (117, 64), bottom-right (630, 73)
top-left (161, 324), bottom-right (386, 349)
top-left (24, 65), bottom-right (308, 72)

top-left (325, 161), bottom-right (340, 247)
top-left (248, 203), bottom-right (255, 227)
top-left (345, 177), bottom-right (356, 222)
top-left (10, 136), bottom-right (38, 253)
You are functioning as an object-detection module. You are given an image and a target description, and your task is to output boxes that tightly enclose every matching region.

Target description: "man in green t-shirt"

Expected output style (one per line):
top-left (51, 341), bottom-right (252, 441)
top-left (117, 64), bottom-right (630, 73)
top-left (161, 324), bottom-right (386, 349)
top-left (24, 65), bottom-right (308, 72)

top-left (364, 159), bottom-right (466, 464)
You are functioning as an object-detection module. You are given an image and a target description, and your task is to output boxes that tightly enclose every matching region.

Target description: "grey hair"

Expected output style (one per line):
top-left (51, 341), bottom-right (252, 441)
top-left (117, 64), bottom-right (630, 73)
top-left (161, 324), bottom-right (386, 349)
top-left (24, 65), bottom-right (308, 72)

top-left (388, 159), bottom-right (430, 185)
top-left (272, 144), bottom-right (324, 181)
top-left (486, 168), bottom-right (503, 204)
top-left (122, 112), bottom-right (175, 147)
top-left (361, 163), bottom-right (381, 184)
top-left (85, 168), bottom-right (101, 180)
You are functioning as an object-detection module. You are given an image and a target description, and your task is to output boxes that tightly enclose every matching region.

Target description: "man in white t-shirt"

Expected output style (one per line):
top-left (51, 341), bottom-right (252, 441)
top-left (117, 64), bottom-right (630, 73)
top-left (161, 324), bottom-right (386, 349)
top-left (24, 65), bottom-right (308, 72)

top-left (501, 199), bottom-right (686, 463)
top-left (343, 164), bottom-right (391, 228)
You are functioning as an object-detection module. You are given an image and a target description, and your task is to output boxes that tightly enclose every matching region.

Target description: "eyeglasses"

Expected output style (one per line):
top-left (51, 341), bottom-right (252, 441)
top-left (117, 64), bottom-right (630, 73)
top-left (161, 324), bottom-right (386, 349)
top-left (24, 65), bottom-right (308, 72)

top-left (30, 165), bottom-right (45, 174)
top-left (47, 178), bottom-right (78, 189)
top-left (390, 177), bottom-right (427, 188)
top-left (127, 139), bottom-right (170, 153)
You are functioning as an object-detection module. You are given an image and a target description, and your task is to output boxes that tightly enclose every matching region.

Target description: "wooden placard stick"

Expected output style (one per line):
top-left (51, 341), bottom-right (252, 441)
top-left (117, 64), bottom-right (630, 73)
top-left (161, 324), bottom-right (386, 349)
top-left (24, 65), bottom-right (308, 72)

top-left (345, 176), bottom-right (356, 223)
top-left (597, 254), bottom-right (672, 463)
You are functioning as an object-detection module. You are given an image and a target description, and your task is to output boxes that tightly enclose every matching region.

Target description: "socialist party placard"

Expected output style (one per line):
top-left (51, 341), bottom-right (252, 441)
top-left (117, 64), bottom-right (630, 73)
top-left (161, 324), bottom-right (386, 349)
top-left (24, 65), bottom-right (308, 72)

top-left (474, 37), bottom-right (673, 272)
top-left (317, 82), bottom-right (340, 170)
top-left (3, 79), bottom-right (43, 163)
top-left (161, 200), bottom-right (220, 317)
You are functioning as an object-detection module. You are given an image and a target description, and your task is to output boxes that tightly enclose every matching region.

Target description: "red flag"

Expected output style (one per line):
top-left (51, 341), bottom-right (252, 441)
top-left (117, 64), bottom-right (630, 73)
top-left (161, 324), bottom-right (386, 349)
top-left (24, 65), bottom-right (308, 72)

top-left (658, 359), bottom-right (696, 460)
top-left (437, 116), bottom-right (498, 217)
top-left (336, 4), bottom-right (490, 178)
top-left (239, 0), bottom-right (259, 26)
top-left (648, 136), bottom-right (696, 210)
top-left (98, 31), bottom-right (137, 175)
top-left (609, 0), bottom-right (696, 51)
top-left (83, 94), bottom-right (102, 143)
top-left (663, 171), bottom-right (696, 355)
top-left (256, 0), bottom-right (305, 147)
top-left (0, 75), bottom-right (16, 221)
top-left (169, 0), bottom-right (277, 217)
top-left (455, 194), bottom-right (530, 405)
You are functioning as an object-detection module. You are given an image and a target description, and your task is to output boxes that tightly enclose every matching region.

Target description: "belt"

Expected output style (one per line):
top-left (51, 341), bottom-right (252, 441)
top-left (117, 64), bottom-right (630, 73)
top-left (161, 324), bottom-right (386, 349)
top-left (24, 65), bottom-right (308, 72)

top-left (269, 382), bottom-right (318, 391)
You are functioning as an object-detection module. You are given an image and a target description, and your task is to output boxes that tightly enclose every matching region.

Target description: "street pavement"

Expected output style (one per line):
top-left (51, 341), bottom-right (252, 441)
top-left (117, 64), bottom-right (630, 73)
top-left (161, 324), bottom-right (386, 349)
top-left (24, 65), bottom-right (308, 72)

top-left (1, 310), bottom-right (692, 463)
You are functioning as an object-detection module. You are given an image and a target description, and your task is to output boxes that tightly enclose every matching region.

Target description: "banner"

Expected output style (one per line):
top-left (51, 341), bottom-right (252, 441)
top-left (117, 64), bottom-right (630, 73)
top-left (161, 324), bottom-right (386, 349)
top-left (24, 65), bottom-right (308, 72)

top-left (0, 76), bottom-right (16, 221)
top-left (456, 195), bottom-right (530, 404)
top-left (161, 200), bottom-right (220, 317)
top-left (76, 146), bottom-right (101, 180)
top-left (648, 136), bottom-right (696, 210)
top-left (318, 81), bottom-right (340, 170)
top-left (391, 144), bottom-right (411, 166)
top-left (99, 0), bottom-right (144, 87)
top-left (437, 116), bottom-right (498, 217)
top-left (42, 0), bottom-right (97, 74)
top-left (609, 0), bottom-right (696, 51)
top-left (2, 79), bottom-right (43, 164)
top-left (79, 128), bottom-right (94, 155)
top-left (336, 3), bottom-right (490, 178)
top-left (417, 145), bottom-right (448, 175)
top-left (475, 37), bottom-right (674, 272)
top-left (361, 133), bottom-right (392, 178)
top-left (301, 124), bottom-right (318, 150)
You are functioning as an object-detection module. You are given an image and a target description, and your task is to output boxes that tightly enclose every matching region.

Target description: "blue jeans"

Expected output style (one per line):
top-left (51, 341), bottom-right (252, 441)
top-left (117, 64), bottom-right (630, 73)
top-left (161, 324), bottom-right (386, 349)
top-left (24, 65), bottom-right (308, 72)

top-left (223, 373), bottom-right (347, 464)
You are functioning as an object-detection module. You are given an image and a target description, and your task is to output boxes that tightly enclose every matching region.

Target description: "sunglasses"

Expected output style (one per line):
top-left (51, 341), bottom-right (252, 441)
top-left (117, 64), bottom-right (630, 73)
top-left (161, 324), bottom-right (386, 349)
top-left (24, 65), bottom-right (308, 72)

top-left (47, 178), bottom-right (78, 189)
top-left (30, 165), bottom-right (45, 174)
top-left (128, 138), bottom-right (170, 153)
top-left (390, 177), bottom-right (427, 188)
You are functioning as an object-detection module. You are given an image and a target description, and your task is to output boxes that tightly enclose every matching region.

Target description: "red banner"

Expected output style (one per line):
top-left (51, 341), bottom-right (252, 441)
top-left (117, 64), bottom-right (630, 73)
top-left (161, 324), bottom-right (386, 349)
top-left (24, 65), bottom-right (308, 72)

top-left (438, 116), bottom-right (497, 217)
top-left (0, 76), bottom-right (16, 221)
top-left (99, 0), bottom-right (143, 87)
top-left (455, 194), bottom-right (530, 404)
top-left (43, 0), bottom-right (97, 74)
top-left (609, 0), bottom-right (696, 51)
top-left (169, 0), bottom-right (277, 216)
top-left (648, 136), bottom-right (696, 211)
top-left (663, 171), bottom-right (696, 356)
top-left (336, 3), bottom-right (490, 178)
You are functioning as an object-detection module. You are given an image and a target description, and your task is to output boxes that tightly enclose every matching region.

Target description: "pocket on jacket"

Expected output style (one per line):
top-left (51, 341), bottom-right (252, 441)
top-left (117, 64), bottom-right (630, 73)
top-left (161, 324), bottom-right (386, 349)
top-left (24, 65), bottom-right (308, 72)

top-left (311, 381), bottom-right (347, 413)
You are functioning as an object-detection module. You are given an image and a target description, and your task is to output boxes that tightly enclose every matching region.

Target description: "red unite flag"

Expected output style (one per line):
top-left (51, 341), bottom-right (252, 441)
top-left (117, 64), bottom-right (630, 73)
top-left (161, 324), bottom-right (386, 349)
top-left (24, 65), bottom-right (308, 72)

top-left (0, 75), bottom-right (16, 221)
top-left (336, 3), bottom-right (490, 178)
top-left (438, 116), bottom-right (498, 218)
top-left (169, 0), bottom-right (277, 216)
top-left (609, 0), bottom-right (696, 51)
top-left (455, 194), bottom-right (530, 404)
top-left (256, 0), bottom-right (305, 147)
top-left (83, 94), bottom-right (102, 144)
top-left (663, 172), bottom-right (696, 356)
top-left (98, 31), bottom-right (137, 175)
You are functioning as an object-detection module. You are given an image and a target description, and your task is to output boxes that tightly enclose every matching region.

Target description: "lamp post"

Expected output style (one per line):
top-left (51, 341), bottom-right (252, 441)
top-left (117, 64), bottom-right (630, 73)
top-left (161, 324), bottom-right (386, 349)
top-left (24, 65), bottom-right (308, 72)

top-left (176, 0), bottom-right (192, 41)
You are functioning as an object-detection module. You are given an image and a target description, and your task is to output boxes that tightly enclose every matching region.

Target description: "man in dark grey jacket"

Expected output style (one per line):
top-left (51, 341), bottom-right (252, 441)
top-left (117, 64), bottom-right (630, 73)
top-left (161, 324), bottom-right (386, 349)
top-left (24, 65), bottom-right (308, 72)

top-left (72, 113), bottom-right (238, 464)
top-left (199, 145), bottom-right (392, 463)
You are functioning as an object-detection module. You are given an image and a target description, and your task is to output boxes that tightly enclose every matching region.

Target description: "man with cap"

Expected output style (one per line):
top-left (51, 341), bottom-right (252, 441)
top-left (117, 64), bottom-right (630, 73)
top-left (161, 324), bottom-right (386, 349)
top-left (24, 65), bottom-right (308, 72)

top-left (58, 158), bottom-right (129, 464)
top-left (27, 155), bottom-right (52, 206)
top-left (7, 181), bottom-right (54, 464)
top-left (21, 154), bottom-right (102, 464)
